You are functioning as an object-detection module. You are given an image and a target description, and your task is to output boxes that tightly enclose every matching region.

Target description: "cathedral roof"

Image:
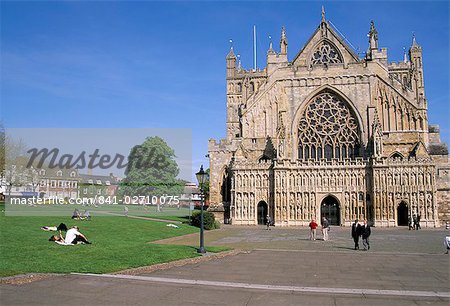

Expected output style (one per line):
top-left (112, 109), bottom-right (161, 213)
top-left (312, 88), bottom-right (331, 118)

top-left (292, 17), bottom-right (360, 66)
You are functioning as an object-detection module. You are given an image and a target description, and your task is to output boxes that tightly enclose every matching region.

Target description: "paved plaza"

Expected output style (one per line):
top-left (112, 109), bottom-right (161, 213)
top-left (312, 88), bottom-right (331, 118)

top-left (1, 226), bottom-right (449, 305)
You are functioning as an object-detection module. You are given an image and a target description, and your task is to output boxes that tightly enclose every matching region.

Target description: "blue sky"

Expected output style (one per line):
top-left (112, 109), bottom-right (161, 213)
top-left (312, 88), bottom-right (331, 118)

top-left (1, 1), bottom-right (449, 181)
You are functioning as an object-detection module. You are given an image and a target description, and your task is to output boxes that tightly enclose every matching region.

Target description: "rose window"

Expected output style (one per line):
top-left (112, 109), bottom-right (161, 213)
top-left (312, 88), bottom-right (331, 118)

top-left (311, 41), bottom-right (343, 66)
top-left (298, 92), bottom-right (360, 160)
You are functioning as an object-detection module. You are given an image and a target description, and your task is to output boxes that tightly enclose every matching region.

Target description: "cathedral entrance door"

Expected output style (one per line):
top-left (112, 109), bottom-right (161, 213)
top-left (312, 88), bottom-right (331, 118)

top-left (397, 201), bottom-right (408, 226)
top-left (321, 195), bottom-right (340, 226)
top-left (257, 201), bottom-right (268, 225)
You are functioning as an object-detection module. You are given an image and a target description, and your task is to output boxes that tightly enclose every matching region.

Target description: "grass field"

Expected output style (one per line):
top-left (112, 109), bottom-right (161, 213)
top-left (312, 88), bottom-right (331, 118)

top-left (0, 204), bottom-right (227, 277)
top-left (4, 201), bottom-right (192, 218)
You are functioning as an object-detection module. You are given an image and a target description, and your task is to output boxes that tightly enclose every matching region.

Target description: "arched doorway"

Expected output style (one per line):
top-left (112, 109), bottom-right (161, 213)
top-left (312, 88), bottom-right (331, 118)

top-left (257, 201), bottom-right (268, 225)
top-left (397, 201), bottom-right (408, 226)
top-left (321, 195), bottom-right (340, 225)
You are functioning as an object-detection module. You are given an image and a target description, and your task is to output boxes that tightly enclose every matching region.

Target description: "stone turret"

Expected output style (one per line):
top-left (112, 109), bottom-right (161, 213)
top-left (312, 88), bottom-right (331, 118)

top-left (366, 20), bottom-right (387, 65)
top-left (267, 27), bottom-right (289, 74)
top-left (409, 34), bottom-right (426, 107)
top-left (226, 46), bottom-right (237, 78)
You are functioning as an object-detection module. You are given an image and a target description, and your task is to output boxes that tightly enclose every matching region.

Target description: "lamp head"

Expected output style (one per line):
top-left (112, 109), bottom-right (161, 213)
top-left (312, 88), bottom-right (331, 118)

top-left (196, 165), bottom-right (207, 185)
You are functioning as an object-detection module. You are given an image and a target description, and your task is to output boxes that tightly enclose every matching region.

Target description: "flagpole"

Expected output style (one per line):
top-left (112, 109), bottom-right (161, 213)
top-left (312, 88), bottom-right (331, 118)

top-left (253, 25), bottom-right (257, 71)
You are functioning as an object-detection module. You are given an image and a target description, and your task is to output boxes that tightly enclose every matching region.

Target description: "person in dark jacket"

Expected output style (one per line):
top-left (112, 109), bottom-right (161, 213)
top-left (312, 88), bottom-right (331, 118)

top-left (413, 214), bottom-right (418, 230)
top-left (351, 220), bottom-right (361, 250)
top-left (361, 219), bottom-right (371, 250)
top-left (416, 215), bottom-right (421, 230)
top-left (266, 215), bottom-right (272, 230)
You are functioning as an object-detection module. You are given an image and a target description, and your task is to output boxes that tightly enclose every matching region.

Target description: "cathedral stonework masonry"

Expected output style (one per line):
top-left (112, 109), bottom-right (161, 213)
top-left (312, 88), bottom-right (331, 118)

top-left (208, 12), bottom-right (450, 227)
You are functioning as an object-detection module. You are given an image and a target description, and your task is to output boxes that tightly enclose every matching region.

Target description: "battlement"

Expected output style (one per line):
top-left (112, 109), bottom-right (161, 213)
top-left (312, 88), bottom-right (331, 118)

top-left (208, 138), bottom-right (232, 150)
top-left (388, 61), bottom-right (411, 70)
top-left (429, 124), bottom-right (440, 133)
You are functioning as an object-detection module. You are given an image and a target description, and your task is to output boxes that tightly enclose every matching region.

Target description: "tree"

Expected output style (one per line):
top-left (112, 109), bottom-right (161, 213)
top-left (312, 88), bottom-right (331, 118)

top-left (1, 126), bottom-right (32, 196)
top-left (118, 137), bottom-right (184, 208)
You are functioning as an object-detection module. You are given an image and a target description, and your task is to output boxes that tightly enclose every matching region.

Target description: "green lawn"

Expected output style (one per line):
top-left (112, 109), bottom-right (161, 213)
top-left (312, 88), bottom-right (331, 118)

top-left (0, 205), bottom-right (227, 277)
top-left (4, 202), bottom-right (191, 218)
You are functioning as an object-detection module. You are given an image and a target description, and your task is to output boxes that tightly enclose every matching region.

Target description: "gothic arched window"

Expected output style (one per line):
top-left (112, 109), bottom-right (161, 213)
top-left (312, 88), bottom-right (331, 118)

top-left (298, 91), bottom-right (360, 160)
top-left (310, 41), bottom-right (343, 66)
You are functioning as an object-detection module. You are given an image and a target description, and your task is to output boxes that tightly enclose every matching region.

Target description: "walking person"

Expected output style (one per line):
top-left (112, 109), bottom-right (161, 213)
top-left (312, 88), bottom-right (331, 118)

top-left (413, 214), bottom-right (418, 230)
top-left (416, 215), bottom-right (421, 230)
top-left (321, 217), bottom-right (329, 241)
top-left (266, 215), bottom-right (272, 230)
top-left (351, 220), bottom-right (361, 250)
top-left (309, 219), bottom-right (318, 240)
top-left (124, 205), bottom-right (129, 217)
top-left (361, 219), bottom-right (371, 250)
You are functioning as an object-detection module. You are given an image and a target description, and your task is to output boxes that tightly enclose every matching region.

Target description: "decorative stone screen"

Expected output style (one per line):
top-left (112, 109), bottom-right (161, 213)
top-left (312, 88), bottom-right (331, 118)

top-left (298, 91), bottom-right (360, 160)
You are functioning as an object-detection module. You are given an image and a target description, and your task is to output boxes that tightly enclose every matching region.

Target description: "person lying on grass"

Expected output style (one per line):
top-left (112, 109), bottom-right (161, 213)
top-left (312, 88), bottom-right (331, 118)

top-left (49, 226), bottom-right (91, 245)
top-left (41, 223), bottom-right (68, 238)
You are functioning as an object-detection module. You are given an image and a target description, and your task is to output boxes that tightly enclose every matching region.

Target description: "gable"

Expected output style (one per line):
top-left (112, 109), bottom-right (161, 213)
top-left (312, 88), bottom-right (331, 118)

top-left (234, 143), bottom-right (249, 160)
top-left (292, 21), bottom-right (360, 68)
top-left (410, 141), bottom-right (429, 159)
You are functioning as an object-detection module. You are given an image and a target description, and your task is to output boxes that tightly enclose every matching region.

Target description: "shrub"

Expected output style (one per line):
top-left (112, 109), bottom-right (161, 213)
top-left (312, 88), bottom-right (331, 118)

top-left (191, 210), bottom-right (219, 230)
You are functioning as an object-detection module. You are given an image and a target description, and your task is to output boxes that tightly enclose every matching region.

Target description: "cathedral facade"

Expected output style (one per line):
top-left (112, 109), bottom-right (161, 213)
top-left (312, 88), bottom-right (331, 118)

top-left (208, 12), bottom-right (449, 227)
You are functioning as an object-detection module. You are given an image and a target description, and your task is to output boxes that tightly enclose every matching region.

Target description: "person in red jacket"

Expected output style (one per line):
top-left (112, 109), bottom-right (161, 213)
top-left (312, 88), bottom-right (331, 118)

top-left (309, 219), bottom-right (318, 240)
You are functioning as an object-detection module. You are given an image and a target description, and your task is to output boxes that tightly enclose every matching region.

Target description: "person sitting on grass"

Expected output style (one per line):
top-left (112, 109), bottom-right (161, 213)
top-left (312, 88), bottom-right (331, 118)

top-left (49, 226), bottom-right (91, 245)
top-left (81, 210), bottom-right (91, 220)
top-left (71, 208), bottom-right (81, 220)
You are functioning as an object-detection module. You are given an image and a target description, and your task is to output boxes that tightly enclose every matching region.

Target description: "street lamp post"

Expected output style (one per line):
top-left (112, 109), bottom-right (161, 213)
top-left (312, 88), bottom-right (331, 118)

top-left (196, 165), bottom-right (207, 254)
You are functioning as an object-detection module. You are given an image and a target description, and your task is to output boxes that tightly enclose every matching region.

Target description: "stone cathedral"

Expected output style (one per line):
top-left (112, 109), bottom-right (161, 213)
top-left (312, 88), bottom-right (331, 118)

top-left (208, 11), bottom-right (449, 227)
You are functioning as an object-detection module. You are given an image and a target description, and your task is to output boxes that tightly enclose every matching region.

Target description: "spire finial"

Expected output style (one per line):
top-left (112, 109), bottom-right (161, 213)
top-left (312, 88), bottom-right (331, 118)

top-left (226, 39), bottom-right (236, 60)
top-left (280, 26), bottom-right (288, 55)
top-left (267, 35), bottom-right (275, 55)
top-left (403, 47), bottom-right (407, 63)
top-left (411, 32), bottom-right (421, 50)
top-left (412, 32), bottom-right (418, 46)
top-left (368, 20), bottom-right (378, 50)
top-left (321, 5), bottom-right (326, 22)
top-left (237, 54), bottom-right (241, 70)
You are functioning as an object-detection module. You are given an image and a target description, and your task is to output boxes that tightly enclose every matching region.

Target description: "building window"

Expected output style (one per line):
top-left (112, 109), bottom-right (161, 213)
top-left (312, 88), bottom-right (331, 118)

top-left (298, 91), bottom-right (360, 161)
top-left (70, 171), bottom-right (76, 177)
top-left (310, 40), bottom-right (343, 66)
top-left (57, 170), bottom-right (62, 177)
top-left (39, 169), bottom-right (46, 176)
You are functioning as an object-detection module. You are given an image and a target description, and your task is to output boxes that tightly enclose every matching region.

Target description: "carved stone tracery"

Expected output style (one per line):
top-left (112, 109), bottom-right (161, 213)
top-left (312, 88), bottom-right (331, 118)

top-left (298, 91), bottom-right (360, 160)
top-left (311, 41), bottom-right (343, 66)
